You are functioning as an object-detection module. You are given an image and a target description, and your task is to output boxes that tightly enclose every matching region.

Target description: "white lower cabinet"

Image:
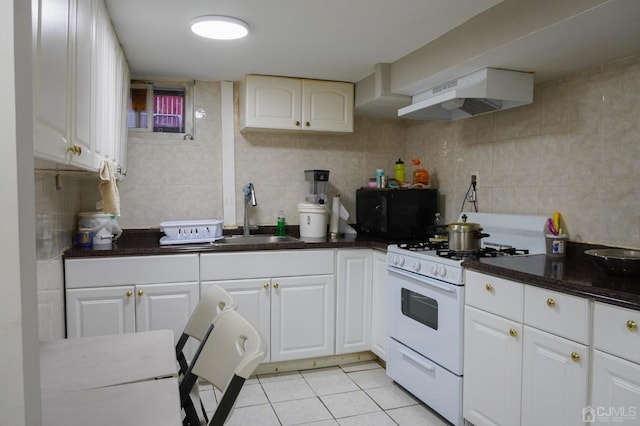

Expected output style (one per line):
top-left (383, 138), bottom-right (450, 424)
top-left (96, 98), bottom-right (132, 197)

top-left (371, 250), bottom-right (388, 361)
top-left (521, 326), bottom-right (589, 426)
top-left (200, 250), bottom-right (335, 363)
top-left (336, 249), bottom-right (372, 354)
top-left (464, 305), bottom-right (523, 426)
top-left (591, 302), bottom-right (640, 424)
top-left (66, 285), bottom-right (136, 336)
top-left (463, 270), bottom-right (591, 426)
top-left (591, 350), bottom-right (640, 423)
top-left (64, 255), bottom-right (199, 349)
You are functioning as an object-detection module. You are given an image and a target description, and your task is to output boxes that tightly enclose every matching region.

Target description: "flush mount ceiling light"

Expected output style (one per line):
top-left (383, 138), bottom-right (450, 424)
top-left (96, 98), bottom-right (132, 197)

top-left (190, 15), bottom-right (249, 40)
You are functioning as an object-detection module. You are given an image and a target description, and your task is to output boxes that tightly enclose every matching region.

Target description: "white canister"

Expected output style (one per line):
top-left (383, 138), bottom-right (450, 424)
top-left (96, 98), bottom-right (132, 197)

top-left (298, 202), bottom-right (329, 239)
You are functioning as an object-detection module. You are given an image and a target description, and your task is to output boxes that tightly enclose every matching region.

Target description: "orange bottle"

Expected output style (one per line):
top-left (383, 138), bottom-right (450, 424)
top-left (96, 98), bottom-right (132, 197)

top-left (411, 158), bottom-right (430, 185)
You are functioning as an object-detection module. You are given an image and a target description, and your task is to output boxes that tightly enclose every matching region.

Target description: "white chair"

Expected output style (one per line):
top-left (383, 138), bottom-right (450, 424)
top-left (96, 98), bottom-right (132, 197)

top-left (176, 285), bottom-right (234, 375)
top-left (180, 309), bottom-right (267, 426)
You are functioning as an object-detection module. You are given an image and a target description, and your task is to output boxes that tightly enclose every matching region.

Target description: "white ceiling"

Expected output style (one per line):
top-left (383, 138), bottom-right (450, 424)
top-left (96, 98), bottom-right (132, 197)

top-left (106, 0), bottom-right (640, 116)
top-left (104, 0), bottom-right (502, 82)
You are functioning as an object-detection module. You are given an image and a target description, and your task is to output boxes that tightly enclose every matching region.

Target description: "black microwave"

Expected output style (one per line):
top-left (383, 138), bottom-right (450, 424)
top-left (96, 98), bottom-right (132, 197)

top-left (356, 188), bottom-right (438, 240)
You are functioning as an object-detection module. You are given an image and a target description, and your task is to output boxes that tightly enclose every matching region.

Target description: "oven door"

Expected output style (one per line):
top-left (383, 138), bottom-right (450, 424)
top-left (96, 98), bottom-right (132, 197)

top-left (387, 266), bottom-right (464, 375)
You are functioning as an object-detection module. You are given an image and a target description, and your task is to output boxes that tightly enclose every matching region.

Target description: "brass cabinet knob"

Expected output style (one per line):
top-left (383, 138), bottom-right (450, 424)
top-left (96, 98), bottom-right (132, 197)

top-left (67, 144), bottom-right (82, 156)
top-left (295, 121), bottom-right (301, 126)
top-left (509, 328), bottom-right (518, 337)
top-left (263, 283), bottom-right (269, 289)
top-left (571, 352), bottom-right (580, 362)
top-left (137, 290), bottom-right (144, 296)
top-left (627, 320), bottom-right (638, 331)
top-left (547, 298), bottom-right (556, 307)
top-left (126, 291), bottom-right (133, 297)
top-left (273, 282), bottom-right (279, 289)
top-left (485, 283), bottom-right (493, 291)
top-left (305, 121), bottom-right (310, 127)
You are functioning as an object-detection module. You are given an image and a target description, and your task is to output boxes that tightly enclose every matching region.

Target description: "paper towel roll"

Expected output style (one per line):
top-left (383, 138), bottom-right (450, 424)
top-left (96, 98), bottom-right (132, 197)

top-left (329, 195), bottom-right (341, 235)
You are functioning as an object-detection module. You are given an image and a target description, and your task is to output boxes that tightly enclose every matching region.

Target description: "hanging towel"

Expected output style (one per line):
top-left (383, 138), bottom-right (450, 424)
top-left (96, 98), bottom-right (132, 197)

top-left (99, 159), bottom-right (120, 216)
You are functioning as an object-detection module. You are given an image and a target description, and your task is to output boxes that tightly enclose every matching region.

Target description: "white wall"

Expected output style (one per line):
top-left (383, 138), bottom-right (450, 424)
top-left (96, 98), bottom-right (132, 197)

top-left (1, 0), bottom-right (41, 424)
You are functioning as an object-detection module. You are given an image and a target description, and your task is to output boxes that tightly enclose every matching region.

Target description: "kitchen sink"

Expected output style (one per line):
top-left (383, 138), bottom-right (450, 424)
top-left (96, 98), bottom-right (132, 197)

top-left (212, 235), bottom-right (300, 245)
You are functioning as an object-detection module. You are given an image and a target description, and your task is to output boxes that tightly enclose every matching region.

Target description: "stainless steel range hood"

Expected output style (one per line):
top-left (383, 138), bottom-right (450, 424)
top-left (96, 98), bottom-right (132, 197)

top-left (398, 68), bottom-right (533, 121)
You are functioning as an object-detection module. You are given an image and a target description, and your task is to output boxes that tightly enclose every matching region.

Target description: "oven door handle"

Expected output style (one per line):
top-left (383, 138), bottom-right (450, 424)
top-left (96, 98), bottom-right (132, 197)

top-left (386, 267), bottom-right (456, 293)
top-left (398, 346), bottom-right (436, 372)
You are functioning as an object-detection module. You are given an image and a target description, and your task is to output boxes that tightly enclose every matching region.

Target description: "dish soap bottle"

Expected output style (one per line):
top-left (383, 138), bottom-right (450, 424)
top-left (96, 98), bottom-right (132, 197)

top-left (276, 210), bottom-right (286, 236)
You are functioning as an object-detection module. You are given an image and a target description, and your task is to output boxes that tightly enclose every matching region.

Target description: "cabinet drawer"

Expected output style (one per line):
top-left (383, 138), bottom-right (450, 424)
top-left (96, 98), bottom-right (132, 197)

top-left (524, 286), bottom-right (590, 344)
top-left (200, 249), bottom-right (334, 280)
top-left (65, 254), bottom-right (199, 288)
top-left (593, 302), bottom-right (640, 364)
top-left (465, 270), bottom-right (524, 322)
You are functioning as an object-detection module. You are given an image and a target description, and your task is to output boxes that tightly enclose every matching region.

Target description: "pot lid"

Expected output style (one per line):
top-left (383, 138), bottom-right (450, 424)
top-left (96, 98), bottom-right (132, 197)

top-left (447, 214), bottom-right (482, 231)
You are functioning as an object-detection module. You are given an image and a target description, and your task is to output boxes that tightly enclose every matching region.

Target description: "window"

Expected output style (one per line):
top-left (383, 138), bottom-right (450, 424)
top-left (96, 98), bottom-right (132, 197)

top-left (128, 81), bottom-right (194, 136)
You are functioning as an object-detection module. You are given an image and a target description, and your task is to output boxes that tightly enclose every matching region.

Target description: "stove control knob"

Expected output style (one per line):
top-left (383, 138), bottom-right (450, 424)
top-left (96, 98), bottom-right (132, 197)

top-left (394, 255), bottom-right (405, 267)
top-left (439, 266), bottom-right (447, 278)
top-left (412, 262), bottom-right (421, 272)
top-left (430, 265), bottom-right (438, 276)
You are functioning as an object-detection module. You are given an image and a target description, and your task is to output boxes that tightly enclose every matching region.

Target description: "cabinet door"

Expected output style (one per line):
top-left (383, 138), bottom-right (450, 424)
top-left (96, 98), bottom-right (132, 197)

top-left (371, 250), bottom-right (388, 361)
top-left (202, 279), bottom-right (272, 362)
top-left (521, 326), bottom-right (589, 426)
top-left (135, 282), bottom-right (199, 346)
top-left (33, 0), bottom-right (71, 163)
top-left (70, 0), bottom-right (96, 169)
top-left (245, 75), bottom-right (302, 130)
top-left (66, 286), bottom-right (135, 338)
top-left (336, 249), bottom-right (372, 354)
top-left (591, 350), bottom-right (640, 424)
top-left (302, 80), bottom-right (354, 133)
top-left (463, 305), bottom-right (523, 426)
top-left (271, 275), bottom-right (335, 362)
top-left (92, 0), bottom-right (115, 165)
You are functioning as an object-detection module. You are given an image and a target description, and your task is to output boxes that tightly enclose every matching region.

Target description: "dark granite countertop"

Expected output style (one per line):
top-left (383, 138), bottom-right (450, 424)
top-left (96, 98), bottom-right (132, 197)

top-left (63, 227), bottom-right (392, 258)
top-left (462, 242), bottom-right (640, 311)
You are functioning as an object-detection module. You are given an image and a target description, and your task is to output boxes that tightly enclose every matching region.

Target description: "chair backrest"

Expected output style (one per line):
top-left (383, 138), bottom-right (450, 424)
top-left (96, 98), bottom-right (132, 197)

top-left (184, 285), bottom-right (234, 340)
top-left (182, 309), bottom-right (267, 425)
top-left (176, 285), bottom-right (234, 376)
top-left (192, 308), bottom-right (266, 390)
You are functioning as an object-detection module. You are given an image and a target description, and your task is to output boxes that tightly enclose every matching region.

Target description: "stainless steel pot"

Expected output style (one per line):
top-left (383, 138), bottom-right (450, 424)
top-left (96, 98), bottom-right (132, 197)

top-left (447, 214), bottom-right (490, 253)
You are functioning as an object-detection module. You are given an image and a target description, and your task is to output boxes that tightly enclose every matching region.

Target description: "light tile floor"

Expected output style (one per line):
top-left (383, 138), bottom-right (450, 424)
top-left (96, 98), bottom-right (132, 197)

top-left (199, 360), bottom-right (451, 425)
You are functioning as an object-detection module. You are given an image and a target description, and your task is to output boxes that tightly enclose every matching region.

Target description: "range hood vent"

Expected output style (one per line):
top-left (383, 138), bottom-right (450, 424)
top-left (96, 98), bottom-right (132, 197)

top-left (398, 68), bottom-right (533, 121)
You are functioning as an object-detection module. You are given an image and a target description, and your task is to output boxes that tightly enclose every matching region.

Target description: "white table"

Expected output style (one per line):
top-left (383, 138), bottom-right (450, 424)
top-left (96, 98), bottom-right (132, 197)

top-left (40, 330), bottom-right (181, 426)
top-left (40, 330), bottom-right (177, 393)
top-left (41, 377), bottom-right (182, 426)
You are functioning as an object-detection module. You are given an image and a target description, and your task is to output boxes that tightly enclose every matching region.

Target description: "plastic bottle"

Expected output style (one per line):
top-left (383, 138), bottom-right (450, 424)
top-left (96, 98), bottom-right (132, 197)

top-left (376, 169), bottom-right (384, 188)
top-left (276, 210), bottom-right (286, 236)
top-left (395, 159), bottom-right (405, 185)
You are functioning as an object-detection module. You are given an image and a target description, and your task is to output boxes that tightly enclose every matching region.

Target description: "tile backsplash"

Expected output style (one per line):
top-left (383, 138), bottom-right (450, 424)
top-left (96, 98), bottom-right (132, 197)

top-left (34, 172), bottom-right (97, 340)
top-left (405, 54), bottom-right (640, 248)
top-left (111, 55), bottom-right (639, 248)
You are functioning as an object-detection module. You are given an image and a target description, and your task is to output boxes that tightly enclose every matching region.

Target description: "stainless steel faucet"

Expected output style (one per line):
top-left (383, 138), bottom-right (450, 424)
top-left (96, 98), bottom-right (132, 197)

top-left (243, 183), bottom-right (257, 236)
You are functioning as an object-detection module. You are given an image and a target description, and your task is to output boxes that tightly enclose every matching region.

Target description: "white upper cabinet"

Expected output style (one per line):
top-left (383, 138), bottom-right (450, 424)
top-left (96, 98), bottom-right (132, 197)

top-left (33, 0), bottom-right (128, 174)
top-left (302, 79), bottom-right (353, 133)
top-left (242, 75), bottom-right (354, 133)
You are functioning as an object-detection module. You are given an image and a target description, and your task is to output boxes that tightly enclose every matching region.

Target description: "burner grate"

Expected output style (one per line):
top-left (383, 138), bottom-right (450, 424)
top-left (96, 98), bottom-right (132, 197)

top-left (436, 247), bottom-right (530, 260)
top-left (398, 241), bottom-right (448, 251)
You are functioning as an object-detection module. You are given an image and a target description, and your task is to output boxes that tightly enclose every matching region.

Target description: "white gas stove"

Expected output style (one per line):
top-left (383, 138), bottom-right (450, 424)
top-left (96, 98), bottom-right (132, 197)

top-left (386, 212), bottom-right (548, 426)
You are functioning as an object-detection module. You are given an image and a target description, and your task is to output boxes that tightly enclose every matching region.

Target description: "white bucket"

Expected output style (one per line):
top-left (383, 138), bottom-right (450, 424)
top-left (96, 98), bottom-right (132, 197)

top-left (298, 202), bottom-right (329, 239)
